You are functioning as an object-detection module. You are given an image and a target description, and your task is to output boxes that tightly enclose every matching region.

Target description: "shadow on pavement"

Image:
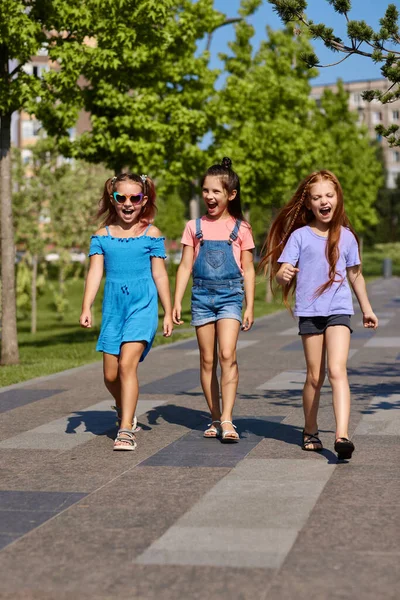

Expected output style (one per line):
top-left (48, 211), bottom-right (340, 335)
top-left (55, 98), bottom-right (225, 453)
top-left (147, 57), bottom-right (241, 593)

top-left (66, 410), bottom-right (117, 439)
top-left (146, 403), bottom-right (210, 430)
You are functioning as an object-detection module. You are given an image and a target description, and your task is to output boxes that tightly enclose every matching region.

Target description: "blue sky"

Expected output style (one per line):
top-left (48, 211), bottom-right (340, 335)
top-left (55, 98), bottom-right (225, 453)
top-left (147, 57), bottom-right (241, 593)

top-left (209, 0), bottom-right (397, 85)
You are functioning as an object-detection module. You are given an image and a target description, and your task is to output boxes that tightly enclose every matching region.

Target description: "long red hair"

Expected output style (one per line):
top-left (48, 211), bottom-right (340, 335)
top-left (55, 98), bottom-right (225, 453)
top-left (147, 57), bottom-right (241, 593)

top-left (259, 170), bottom-right (360, 309)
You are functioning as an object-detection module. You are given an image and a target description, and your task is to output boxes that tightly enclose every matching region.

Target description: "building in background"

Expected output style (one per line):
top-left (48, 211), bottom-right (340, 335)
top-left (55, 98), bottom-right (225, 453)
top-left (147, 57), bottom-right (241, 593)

top-left (11, 52), bottom-right (90, 167)
top-left (13, 68), bottom-right (400, 189)
top-left (312, 79), bottom-right (400, 189)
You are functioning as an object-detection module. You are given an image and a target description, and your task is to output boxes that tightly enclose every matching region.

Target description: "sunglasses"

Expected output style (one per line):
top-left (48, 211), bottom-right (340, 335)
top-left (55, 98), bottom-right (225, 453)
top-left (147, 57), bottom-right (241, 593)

top-left (112, 192), bottom-right (144, 204)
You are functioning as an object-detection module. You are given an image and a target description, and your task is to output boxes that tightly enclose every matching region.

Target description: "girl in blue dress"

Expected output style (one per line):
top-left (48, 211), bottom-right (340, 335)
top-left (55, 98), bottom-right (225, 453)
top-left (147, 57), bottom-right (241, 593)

top-left (80, 173), bottom-right (173, 451)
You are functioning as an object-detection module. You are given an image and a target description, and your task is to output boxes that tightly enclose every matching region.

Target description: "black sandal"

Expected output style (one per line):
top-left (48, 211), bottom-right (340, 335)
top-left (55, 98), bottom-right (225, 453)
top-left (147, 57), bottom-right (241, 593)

top-left (334, 438), bottom-right (355, 460)
top-left (302, 431), bottom-right (323, 452)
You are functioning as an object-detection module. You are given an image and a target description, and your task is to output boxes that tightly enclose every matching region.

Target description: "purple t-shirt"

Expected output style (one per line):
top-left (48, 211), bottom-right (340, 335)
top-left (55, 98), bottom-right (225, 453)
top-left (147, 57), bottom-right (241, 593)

top-left (278, 225), bottom-right (360, 316)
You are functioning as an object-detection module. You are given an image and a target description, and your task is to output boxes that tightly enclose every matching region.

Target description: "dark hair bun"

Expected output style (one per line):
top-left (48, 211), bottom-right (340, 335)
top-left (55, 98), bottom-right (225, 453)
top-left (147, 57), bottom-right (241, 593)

top-left (221, 157), bottom-right (232, 170)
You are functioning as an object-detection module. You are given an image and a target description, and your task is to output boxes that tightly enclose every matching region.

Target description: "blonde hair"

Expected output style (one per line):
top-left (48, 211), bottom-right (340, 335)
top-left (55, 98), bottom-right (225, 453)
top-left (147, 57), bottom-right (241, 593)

top-left (97, 173), bottom-right (157, 227)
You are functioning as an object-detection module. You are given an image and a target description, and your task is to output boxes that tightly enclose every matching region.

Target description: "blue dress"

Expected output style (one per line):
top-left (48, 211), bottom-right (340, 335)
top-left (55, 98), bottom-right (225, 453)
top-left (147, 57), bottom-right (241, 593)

top-left (88, 225), bottom-right (167, 361)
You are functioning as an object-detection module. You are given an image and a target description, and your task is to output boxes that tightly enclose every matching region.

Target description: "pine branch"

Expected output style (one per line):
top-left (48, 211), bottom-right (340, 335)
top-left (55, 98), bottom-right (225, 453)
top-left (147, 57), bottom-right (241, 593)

top-left (206, 18), bottom-right (243, 52)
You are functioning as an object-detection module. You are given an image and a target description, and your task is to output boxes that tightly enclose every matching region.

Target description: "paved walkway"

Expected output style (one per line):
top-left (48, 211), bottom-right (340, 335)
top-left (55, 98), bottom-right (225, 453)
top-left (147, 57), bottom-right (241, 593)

top-left (0, 278), bottom-right (399, 599)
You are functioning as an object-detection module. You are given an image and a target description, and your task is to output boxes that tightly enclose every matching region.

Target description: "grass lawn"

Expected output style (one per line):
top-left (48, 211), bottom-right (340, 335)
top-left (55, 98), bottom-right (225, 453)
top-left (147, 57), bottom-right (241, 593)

top-left (0, 274), bottom-right (283, 388)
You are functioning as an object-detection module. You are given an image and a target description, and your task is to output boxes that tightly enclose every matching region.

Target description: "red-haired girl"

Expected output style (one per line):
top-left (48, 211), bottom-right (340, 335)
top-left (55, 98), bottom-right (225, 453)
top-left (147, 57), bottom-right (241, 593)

top-left (80, 173), bottom-right (173, 451)
top-left (260, 170), bottom-right (378, 460)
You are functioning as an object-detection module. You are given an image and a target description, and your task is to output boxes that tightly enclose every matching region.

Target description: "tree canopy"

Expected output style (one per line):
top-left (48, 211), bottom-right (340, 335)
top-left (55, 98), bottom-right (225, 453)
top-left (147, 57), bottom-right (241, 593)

top-left (210, 20), bottom-right (382, 245)
top-left (0, 0), bottom-right (255, 364)
top-left (1, 0), bottom-right (386, 364)
top-left (267, 1), bottom-right (400, 146)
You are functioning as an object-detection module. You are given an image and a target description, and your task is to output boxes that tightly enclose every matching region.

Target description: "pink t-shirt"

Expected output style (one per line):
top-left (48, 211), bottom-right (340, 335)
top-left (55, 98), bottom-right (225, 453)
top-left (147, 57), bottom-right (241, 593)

top-left (181, 216), bottom-right (255, 273)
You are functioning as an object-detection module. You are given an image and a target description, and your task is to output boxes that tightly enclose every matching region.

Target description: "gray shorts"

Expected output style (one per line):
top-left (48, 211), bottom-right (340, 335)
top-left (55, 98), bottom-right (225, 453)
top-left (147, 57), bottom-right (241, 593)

top-left (298, 314), bottom-right (352, 336)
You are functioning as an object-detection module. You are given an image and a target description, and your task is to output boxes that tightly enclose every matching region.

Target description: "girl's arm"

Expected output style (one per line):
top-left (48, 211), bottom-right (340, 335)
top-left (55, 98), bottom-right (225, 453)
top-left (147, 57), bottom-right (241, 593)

top-left (276, 262), bottom-right (299, 286)
top-left (173, 245), bottom-right (194, 325)
top-left (148, 226), bottom-right (173, 337)
top-left (347, 266), bottom-right (378, 329)
top-left (151, 257), bottom-right (173, 337)
top-left (80, 254), bottom-right (104, 328)
top-left (241, 249), bottom-right (255, 331)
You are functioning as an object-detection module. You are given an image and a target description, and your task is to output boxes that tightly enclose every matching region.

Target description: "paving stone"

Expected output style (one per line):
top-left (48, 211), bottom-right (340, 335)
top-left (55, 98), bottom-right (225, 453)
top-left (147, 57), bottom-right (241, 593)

top-left (0, 534), bottom-right (19, 551)
top-left (352, 329), bottom-right (376, 339)
top-left (350, 435), bottom-right (400, 464)
top-left (115, 565), bottom-right (273, 600)
top-left (0, 277), bottom-right (398, 598)
top-left (0, 490), bottom-right (86, 511)
top-left (140, 369), bottom-right (200, 394)
top-left (0, 398), bottom-right (168, 450)
top-left (226, 458), bottom-right (335, 482)
top-left (186, 339), bottom-right (260, 356)
top-left (136, 525), bottom-right (299, 569)
top-left (0, 389), bottom-right (65, 414)
top-left (365, 336), bottom-right (400, 347)
top-left (0, 509), bottom-right (59, 535)
top-left (301, 502), bottom-right (400, 553)
top-left (268, 551), bottom-right (400, 600)
top-left (281, 340), bottom-right (303, 352)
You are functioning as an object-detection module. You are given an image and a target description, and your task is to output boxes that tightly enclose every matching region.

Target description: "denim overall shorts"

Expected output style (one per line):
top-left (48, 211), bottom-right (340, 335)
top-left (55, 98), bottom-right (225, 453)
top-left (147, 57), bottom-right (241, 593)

top-left (190, 218), bottom-right (244, 327)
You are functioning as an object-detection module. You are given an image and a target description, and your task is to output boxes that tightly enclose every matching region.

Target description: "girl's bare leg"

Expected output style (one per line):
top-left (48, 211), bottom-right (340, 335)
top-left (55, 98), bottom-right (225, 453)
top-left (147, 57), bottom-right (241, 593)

top-left (325, 326), bottom-right (351, 439)
top-left (196, 323), bottom-right (220, 421)
top-left (103, 353), bottom-right (121, 409)
top-left (118, 341), bottom-right (146, 430)
top-left (301, 334), bottom-right (326, 448)
top-left (217, 318), bottom-right (241, 437)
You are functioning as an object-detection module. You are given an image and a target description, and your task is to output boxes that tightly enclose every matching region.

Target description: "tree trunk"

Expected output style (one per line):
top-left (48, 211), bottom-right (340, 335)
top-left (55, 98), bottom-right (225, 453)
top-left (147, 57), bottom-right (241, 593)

top-left (0, 113), bottom-right (19, 364)
top-left (31, 254), bottom-right (38, 334)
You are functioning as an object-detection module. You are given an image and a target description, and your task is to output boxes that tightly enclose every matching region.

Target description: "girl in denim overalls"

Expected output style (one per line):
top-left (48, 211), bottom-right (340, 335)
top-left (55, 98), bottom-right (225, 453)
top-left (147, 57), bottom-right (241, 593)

top-left (173, 158), bottom-right (255, 442)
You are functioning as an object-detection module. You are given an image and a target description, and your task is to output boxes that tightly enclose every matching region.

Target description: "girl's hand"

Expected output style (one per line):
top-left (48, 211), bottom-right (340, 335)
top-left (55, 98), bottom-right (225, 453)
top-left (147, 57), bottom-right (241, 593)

top-left (163, 315), bottom-right (174, 337)
top-left (80, 309), bottom-right (92, 328)
top-left (363, 311), bottom-right (378, 329)
top-left (242, 309), bottom-right (254, 332)
top-left (281, 264), bottom-right (299, 284)
top-left (172, 304), bottom-right (184, 325)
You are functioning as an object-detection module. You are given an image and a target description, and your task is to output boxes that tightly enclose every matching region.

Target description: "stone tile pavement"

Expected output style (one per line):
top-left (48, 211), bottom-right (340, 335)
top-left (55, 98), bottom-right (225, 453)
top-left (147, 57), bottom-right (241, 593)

top-left (0, 278), bottom-right (399, 599)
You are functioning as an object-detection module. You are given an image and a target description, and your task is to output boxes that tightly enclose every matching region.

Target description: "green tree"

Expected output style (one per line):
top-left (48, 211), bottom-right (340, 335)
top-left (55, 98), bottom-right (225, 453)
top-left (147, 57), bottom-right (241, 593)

top-left (311, 82), bottom-right (383, 233)
top-left (13, 138), bottom-right (111, 325)
top-left (156, 188), bottom-right (186, 242)
top-left (211, 21), bottom-right (382, 239)
top-left (366, 173), bottom-right (400, 245)
top-left (267, 1), bottom-right (400, 145)
top-left (0, 0), bottom-right (247, 364)
top-left (43, 157), bottom-right (111, 319)
top-left (210, 23), bottom-right (321, 242)
top-left (12, 146), bottom-right (48, 333)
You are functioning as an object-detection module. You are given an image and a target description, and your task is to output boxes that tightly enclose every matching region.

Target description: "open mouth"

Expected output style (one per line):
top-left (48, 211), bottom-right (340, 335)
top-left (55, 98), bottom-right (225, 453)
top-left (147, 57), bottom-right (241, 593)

top-left (207, 202), bottom-right (218, 210)
top-left (319, 207), bottom-right (331, 216)
top-left (122, 208), bottom-right (134, 215)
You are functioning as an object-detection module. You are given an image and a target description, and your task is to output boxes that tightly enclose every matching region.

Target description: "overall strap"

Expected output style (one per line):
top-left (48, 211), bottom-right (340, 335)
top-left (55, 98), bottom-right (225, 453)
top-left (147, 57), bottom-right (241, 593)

top-left (143, 223), bottom-right (152, 236)
top-left (105, 226), bottom-right (111, 236)
top-left (228, 219), bottom-right (242, 245)
top-left (195, 218), bottom-right (204, 246)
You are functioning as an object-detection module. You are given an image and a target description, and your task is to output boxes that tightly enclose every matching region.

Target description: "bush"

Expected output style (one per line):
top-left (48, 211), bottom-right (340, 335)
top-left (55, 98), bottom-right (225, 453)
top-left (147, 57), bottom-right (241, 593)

top-left (362, 243), bottom-right (400, 277)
